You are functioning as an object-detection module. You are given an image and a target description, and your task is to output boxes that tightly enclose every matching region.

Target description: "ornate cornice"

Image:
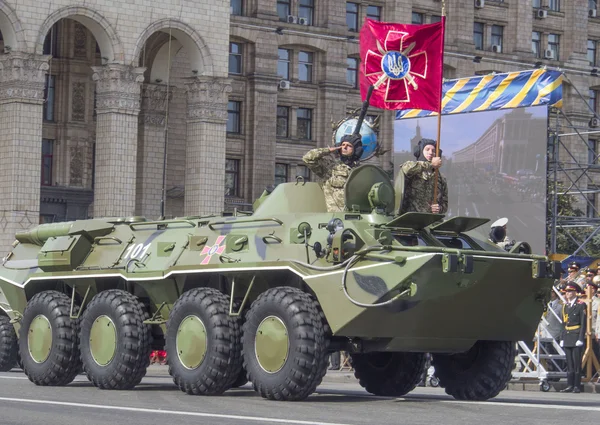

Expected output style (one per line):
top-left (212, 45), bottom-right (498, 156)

top-left (185, 77), bottom-right (232, 123)
top-left (0, 53), bottom-right (50, 103)
top-left (92, 64), bottom-right (145, 115)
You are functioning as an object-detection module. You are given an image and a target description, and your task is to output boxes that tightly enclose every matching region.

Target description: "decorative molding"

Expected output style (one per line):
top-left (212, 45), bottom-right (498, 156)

top-left (0, 53), bottom-right (50, 103)
top-left (140, 84), bottom-right (173, 127)
top-left (71, 82), bottom-right (86, 121)
top-left (69, 144), bottom-right (84, 186)
top-left (73, 22), bottom-right (87, 59)
top-left (186, 77), bottom-right (232, 123)
top-left (92, 64), bottom-right (145, 114)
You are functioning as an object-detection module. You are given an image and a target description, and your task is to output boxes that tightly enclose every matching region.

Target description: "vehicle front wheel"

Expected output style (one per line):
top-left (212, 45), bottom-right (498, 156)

top-left (433, 340), bottom-right (516, 401)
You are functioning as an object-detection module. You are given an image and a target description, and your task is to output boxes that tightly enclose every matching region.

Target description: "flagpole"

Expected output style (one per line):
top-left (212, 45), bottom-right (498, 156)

top-left (432, 0), bottom-right (446, 210)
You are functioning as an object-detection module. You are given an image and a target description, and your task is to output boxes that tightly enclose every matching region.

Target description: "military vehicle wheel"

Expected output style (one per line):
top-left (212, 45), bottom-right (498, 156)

top-left (230, 367), bottom-right (249, 388)
top-left (0, 315), bottom-right (18, 371)
top-left (79, 290), bottom-right (151, 390)
top-left (432, 340), bottom-right (516, 401)
top-left (166, 288), bottom-right (242, 395)
top-left (19, 291), bottom-right (81, 385)
top-left (350, 352), bottom-right (426, 396)
top-left (242, 287), bottom-right (328, 401)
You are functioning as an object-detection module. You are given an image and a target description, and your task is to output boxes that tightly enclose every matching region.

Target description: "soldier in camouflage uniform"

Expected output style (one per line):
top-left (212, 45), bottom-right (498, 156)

top-left (400, 138), bottom-right (448, 214)
top-left (302, 134), bottom-right (363, 212)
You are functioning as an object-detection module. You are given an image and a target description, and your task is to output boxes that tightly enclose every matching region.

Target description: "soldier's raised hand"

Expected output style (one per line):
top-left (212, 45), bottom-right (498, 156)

top-left (431, 157), bottom-right (442, 169)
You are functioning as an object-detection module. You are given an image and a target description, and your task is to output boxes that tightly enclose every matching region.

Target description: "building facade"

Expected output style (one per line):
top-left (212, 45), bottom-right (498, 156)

top-left (0, 0), bottom-right (598, 253)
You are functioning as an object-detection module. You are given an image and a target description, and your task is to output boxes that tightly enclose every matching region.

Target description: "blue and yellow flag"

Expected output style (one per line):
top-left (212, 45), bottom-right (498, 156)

top-left (396, 69), bottom-right (563, 119)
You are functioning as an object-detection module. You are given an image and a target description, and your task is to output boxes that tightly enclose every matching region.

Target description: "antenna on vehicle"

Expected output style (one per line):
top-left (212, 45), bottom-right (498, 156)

top-left (159, 22), bottom-right (175, 220)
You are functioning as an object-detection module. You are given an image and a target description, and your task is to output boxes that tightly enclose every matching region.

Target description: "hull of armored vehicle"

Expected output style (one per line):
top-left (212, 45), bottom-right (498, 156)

top-left (0, 165), bottom-right (559, 401)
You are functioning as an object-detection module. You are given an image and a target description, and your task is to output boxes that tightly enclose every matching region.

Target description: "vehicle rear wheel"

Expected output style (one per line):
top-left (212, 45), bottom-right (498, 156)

top-left (79, 290), bottom-right (151, 390)
top-left (166, 288), bottom-right (242, 395)
top-left (19, 291), bottom-right (81, 385)
top-left (242, 287), bottom-right (328, 401)
top-left (432, 340), bottom-right (516, 401)
top-left (0, 315), bottom-right (18, 372)
top-left (350, 351), bottom-right (426, 396)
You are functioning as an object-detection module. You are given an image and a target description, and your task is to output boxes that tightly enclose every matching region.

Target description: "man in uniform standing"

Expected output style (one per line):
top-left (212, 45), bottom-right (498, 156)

top-left (489, 217), bottom-right (512, 250)
top-left (302, 134), bottom-right (363, 212)
top-left (560, 281), bottom-right (586, 393)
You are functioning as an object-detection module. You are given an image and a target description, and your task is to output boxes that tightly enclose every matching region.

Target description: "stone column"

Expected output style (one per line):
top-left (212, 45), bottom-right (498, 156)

top-left (0, 53), bottom-right (49, 254)
top-left (92, 64), bottom-right (145, 218)
top-left (136, 83), bottom-right (172, 219)
top-left (185, 77), bottom-right (231, 215)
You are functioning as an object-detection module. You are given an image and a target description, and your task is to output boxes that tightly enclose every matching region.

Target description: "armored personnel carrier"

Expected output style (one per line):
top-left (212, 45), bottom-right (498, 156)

top-left (0, 164), bottom-right (559, 401)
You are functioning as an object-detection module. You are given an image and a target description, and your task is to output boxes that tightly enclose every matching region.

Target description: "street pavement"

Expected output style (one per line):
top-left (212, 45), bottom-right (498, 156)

top-left (1, 366), bottom-right (598, 425)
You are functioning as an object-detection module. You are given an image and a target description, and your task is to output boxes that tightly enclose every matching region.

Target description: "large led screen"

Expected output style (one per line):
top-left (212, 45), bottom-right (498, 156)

top-left (393, 106), bottom-right (548, 254)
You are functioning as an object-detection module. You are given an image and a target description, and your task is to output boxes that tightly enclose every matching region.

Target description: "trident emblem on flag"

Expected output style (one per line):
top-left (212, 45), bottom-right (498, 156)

top-left (200, 236), bottom-right (226, 265)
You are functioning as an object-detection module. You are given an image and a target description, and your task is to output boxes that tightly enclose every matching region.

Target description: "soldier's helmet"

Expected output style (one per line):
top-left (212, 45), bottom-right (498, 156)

top-left (338, 134), bottom-right (363, 167)
top-left (413, 138), bottom-right (442, 160)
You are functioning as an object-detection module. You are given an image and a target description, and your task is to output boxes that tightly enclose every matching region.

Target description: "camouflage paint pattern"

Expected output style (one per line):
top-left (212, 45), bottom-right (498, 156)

top-left (0, 164), bottom-right (558, 354)
top-left (302, 147), bottom-right (351, 212)
top-left (400, 160), bottom-right (448, 214)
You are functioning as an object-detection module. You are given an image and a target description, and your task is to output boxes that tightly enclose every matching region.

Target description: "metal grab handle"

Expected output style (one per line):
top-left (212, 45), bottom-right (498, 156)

top-left (94, 236), bottom-right (123, 245)
top-left (208, 217), bottom-right (283, 230)
top-left (129, 220), bottom-right (196, 230)
top-left (262, 235), bottom-right (283, 244)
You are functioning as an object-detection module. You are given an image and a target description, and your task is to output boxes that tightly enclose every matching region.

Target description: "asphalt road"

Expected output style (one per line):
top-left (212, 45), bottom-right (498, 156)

top-left (1, 367), bottom-right (598, 425)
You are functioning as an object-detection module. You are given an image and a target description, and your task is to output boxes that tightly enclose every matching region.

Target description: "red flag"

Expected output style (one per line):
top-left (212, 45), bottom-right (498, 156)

top-left (359, 18), bottom-right (445, 112)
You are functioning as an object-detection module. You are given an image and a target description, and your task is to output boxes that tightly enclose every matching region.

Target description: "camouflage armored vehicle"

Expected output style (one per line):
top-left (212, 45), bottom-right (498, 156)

top-left (0, 164), bottom-right (559, 401)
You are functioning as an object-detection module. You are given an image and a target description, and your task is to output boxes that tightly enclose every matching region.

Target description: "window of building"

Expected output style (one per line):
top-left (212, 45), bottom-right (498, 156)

top-left (548, 33), bottom-right (560, 60)
top-left (533, 0), bottom-right (541, 7)
top-left (532, 31), bottom-right (541, 58)
top-left (227, 101), bottom-right (241, 134)
top-left (589, 40), bottom-right (597, 66)
top-left (589, 139), bottom-right (599, 164)
top-left (590, 89), bottom-right (598, 113)
top-left (229, 42), bottom-right (243, 75)
top-left (591, 0), bottom-right (598, 11)
top-left (491, 25), bottom-right (503, 51)
top-left (277, 48), bottom-right (291, 80)
top-left (346, 2), bottom-right (359, 31)
top-left (548, 0), bottom-right (560, 11)
top-left (297, 164), bottom-right (310, 182)
top-left (44, 75), bottom-right (55, 122)
top-left (347, 57), bottom-right (358, 88)
top-left (298, 51), bottom-right (313, 82)
top-left (299, 0), bottom-right (314, 25)
top-left (367, 5), bottom-right (381, 21)
top-left (587, 184), bottom-right (598, 217)
top-left (43, 25), bottom-right (58, 56)
top-left (430, 15), bottom-right (442, 23)
top-left (275, 163), bottom-right (288, 186)
top-left (277, 0), bottom-right (291, 21)
top-left (411, 12), bottom-right (424, 24)
top-left (474, 22), bottom-right (484, 50)
top-left (297, 108), bottom-right (312, 140)
top-left (277, 106), bottom-right (289, 137)
top-left (225, 159), bottom-right (240, 197)
top-left (230, 0), bottom-right (243, 15)
top-left (41, 139), bottom-right (54, 186)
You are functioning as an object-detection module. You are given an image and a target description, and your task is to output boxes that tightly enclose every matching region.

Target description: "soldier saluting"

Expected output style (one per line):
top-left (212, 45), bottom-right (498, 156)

top-left (302, 134), bottom-right (363, 212)
top-left (560, 281), bottom-right (586, 393)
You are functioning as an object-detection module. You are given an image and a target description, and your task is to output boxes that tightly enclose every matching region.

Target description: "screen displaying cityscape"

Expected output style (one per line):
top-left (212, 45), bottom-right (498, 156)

top-left (393, 106), bottom-right (548, 254)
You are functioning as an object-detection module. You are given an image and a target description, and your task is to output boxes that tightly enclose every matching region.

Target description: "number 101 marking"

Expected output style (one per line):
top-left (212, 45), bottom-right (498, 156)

top-left (124, 243), bottom-right (150, 261)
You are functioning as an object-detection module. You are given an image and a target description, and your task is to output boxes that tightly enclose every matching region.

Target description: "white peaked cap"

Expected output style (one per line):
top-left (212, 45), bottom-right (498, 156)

top-left (491, 217), bottom-right (508, 228)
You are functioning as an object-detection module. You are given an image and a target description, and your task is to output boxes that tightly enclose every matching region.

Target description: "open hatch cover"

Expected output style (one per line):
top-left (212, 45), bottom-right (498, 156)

top-left (429, 216), bottom-right (490, 233)
top-left (384, 212), bottom-right (444, 230)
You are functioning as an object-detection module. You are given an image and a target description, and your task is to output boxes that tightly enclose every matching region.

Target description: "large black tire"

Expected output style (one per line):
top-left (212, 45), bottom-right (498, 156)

top-left (432, 340), bottom-right (516, 401)
top-left (166, 288), bottom-right (242, 395)
top-left (242, 287), bottom-right (329, 401)
top-left (228, 299), bottom-right (249, 388)
top-left (0, 315), bottom-right (18, 371)
top-left (19, 291), bottom-right (81, 385)
top-left (79, 290), bottom-right (151, 390)
top-left (350, 352), bottom-right (426, 396)
top-left (230, 367), bottom-right (249, 388)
